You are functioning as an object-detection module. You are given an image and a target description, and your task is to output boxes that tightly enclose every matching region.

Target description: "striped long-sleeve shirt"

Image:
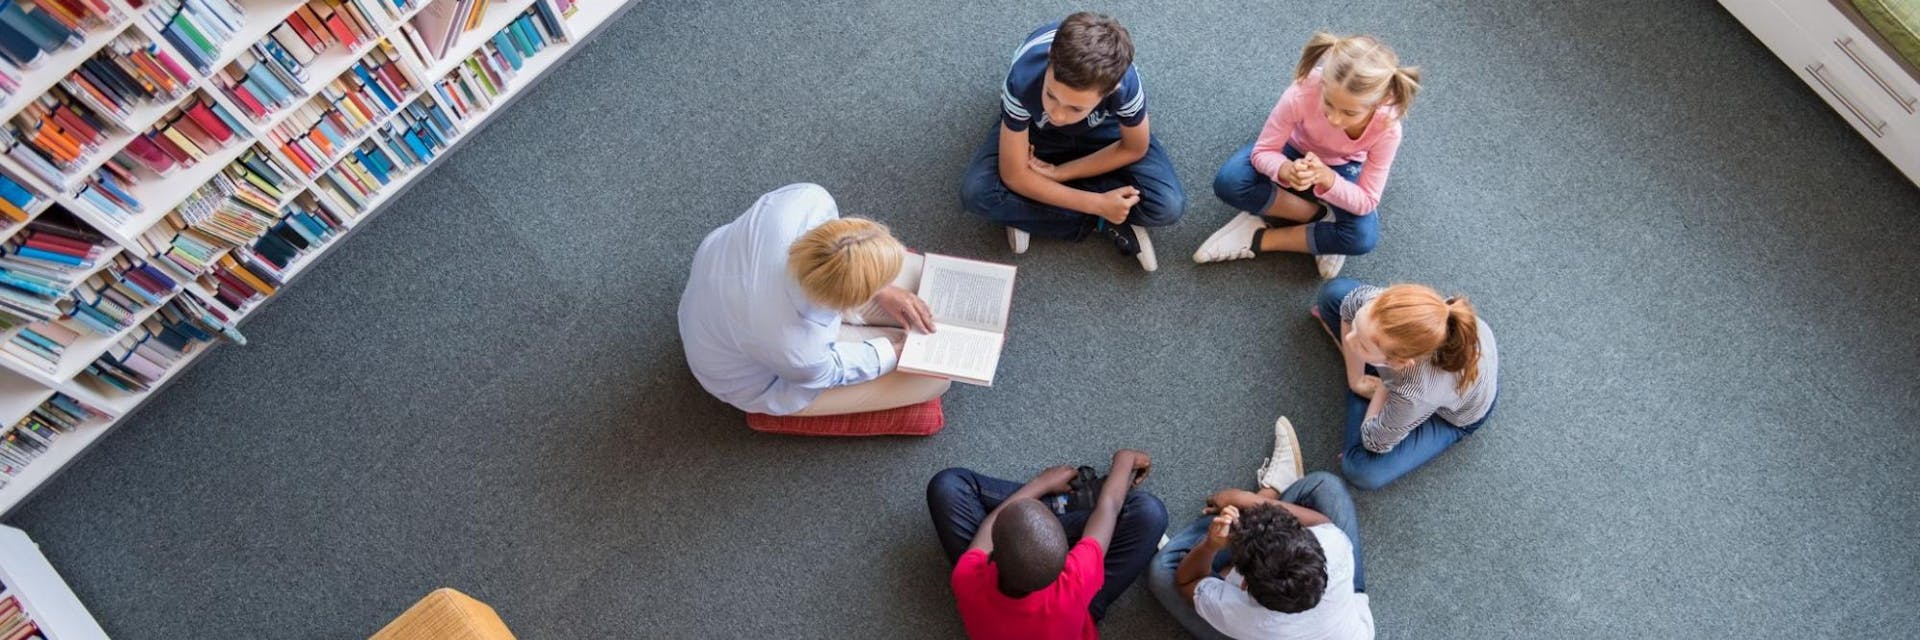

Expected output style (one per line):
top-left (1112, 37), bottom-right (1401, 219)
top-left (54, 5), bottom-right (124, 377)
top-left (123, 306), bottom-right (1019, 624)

top-left (1341, 286), bottom-right (1500, 452)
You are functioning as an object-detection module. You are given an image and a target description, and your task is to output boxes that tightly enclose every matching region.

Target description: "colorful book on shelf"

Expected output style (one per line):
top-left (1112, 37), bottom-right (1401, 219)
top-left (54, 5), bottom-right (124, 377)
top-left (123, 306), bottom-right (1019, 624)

top-left (0, 170), bottom-right (40, 225)
top-left (0, 0), bottom-right (124, 70)
top-left (77, 298), bottom-right (227, 392)
top-left (56, 30), bottom-right (197, 123)
top-left (267, 44), bottom-right (423, 177)
top-left (143, 0), bottom-right (243, 72)
top-left (0, 319), bottom-right (80, 372)
top-left (211, 41), bottom-right (315, 123)
top-left (0, 393), bottom-right (106, 478)
top-left (107, 93), bottom-right (247, 180)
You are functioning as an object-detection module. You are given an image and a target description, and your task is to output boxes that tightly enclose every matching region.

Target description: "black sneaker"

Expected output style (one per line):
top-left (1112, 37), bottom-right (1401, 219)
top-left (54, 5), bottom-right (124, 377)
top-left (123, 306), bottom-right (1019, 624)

top-left (1099, 221), bottom-right (1142, 257)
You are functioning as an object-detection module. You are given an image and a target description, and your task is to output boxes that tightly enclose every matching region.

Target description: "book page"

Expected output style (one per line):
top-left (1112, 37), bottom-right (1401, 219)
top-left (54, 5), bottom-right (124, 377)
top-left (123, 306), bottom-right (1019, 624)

top-left (918, 254), bottom-right (1016, 333)
top-left (898, 325), bottom-right (1005, 386)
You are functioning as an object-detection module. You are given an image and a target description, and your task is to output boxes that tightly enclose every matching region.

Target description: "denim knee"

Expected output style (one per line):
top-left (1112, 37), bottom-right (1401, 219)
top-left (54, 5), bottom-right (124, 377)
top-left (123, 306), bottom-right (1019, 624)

top-left (1123, 491), bottom-right (1170, 534)
top-left (1317, 278), bottom-right (1363, 313)
top-left (1131, 184), bottom-right (1188, 227)
top-left (1211, 164), bottom-right (1268, 213)
top-left (926, 467), bottom-right (975, 503)
top-left (1316, 216), bottom-right (1380, 256)
top-left (958, 170), bottom-right (1006, 216)
top-left (1338, 455), bottom-right (1396, 492)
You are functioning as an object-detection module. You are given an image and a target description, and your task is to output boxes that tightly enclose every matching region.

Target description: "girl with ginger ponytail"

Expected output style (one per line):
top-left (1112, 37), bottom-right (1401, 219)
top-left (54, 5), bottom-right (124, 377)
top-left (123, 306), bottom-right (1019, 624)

top-left (1310, 277), bottom-right (1499, 490)
top-left (1195, 32), bottom-right (1422, 280)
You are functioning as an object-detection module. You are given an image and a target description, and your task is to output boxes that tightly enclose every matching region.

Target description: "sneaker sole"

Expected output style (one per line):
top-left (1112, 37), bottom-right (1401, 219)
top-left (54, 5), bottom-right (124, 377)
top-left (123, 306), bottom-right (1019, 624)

top-left (1133, 226), bottom-right (1158, 272)
top-left (1193, 213), bottom-right (1261, 264)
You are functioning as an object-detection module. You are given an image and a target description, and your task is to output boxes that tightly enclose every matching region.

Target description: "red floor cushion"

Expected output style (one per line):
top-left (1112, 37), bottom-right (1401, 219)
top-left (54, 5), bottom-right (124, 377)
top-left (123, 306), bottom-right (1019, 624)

top-left (746, 398), bottom-right (945, 436)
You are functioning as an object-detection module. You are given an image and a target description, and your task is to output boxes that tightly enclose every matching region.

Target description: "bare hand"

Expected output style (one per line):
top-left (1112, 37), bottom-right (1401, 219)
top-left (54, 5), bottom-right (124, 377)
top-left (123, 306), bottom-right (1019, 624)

top-left (1277, 159), bottom-right (1314, 191)
top-left (1112, 448), bottom-right (1151, 485)
top-left (1302, 153), bottom-right (1337, 190)
top-left (1028, 156), bottom-right (1062, 182)
top-left (1353, 374), bottom-right (1382, 399)
top-left (1205, 506), bottom-right (1239, 547)
top-left (872, 286), bottom-right (935, 334)
top-left (1032, 464), bottom-right (1079, 494)
top-left (1094, 186), bottom-right (1140, 224)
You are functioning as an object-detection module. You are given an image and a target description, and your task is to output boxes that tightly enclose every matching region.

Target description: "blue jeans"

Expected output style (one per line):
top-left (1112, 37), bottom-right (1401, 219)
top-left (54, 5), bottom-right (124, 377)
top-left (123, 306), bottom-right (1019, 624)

top-left (1315, 278), bottom-right (1496, 490)
top-left (1146, 473), bottom-right (1365, 639)
top-left (925, 467), bottom-right (1170, 621)
top-left (1211, 142), bottom-right (1380, 256)
top-left (959, 124), bottom-right (1187, 241)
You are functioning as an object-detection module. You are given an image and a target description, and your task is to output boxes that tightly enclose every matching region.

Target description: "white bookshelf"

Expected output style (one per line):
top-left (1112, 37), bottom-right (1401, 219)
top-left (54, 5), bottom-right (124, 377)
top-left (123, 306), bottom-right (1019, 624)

top-left (0, 0), bottom-right (646, 520)
top-left (0, 526), bottom-right (109, 640)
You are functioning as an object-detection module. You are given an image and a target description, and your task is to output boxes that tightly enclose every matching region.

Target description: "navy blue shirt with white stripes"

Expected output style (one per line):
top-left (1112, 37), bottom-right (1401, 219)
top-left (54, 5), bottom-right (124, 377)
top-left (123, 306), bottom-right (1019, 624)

top-left (1000, 21), bottom-right (1147, 137)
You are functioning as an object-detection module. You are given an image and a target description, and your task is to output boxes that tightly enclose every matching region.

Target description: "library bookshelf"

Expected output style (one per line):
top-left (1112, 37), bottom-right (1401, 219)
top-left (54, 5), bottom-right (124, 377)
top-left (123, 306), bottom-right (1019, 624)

top-left (0, 0), bottom-right (639, 520)
top-left (0, 526), bottom-right (108, 639)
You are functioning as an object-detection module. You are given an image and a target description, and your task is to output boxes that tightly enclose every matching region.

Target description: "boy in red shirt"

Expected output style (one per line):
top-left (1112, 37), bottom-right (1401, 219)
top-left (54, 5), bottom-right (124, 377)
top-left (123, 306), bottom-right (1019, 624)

top-left (926, 449), bottom-right (1168, 638)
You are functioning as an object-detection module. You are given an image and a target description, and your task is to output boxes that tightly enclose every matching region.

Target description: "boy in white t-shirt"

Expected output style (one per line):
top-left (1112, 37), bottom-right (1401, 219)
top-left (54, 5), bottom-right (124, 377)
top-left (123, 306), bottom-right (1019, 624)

top-left (1147, 418), bottom-right (1375, 639)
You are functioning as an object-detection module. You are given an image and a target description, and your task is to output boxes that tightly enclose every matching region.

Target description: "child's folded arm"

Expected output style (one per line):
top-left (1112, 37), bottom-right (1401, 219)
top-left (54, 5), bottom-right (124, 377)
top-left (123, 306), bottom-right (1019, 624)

top-left (1313, 127), bottom-right (1401, 214)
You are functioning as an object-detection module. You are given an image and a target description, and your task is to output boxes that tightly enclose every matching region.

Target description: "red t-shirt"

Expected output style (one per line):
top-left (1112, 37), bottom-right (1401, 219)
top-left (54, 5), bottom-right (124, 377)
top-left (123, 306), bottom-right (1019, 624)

top-left (949, 538), bottom-right (1106, 640)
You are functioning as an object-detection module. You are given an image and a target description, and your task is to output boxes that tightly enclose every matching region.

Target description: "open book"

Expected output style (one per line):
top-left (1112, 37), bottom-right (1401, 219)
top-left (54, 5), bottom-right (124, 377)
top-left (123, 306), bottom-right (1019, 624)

top-left (897, 254), bottom-right (1017, 387)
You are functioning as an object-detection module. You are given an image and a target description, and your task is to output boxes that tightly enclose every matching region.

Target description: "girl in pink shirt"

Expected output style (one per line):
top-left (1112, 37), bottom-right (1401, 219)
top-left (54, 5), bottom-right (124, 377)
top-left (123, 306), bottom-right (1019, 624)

top-left (1194, 33), bottom-right (1423, 278)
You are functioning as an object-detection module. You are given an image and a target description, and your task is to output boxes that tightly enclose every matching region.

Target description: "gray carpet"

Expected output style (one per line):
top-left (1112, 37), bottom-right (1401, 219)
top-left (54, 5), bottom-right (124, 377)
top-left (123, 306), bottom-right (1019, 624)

top-left (8, 1), bottom-right (1920, 637)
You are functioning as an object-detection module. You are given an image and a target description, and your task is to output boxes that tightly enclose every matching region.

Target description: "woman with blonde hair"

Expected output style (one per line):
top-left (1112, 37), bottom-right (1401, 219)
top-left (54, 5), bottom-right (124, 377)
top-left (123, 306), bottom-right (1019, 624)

top-left (1312, 277), bottom-right (1499, 490)
top-left (1196, 32), bottom-right (1422, 279)
top-left (679, 183), bottom-right (949, 419)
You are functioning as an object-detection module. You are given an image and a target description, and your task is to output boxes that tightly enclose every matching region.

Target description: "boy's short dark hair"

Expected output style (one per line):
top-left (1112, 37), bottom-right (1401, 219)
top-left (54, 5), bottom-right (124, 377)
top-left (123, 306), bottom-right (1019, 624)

top-left (989, 499), bottom-right (1068, 597)
top-left (1049, 12), bottom-right (1134, 93)
top-left (1230, 504), bottom-right (1328, 613)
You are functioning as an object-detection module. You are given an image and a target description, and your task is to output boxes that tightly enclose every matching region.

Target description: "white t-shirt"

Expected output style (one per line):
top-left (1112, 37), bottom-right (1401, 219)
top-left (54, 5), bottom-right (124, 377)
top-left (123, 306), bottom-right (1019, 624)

top-left (1193, 524), bottom-right (1376, 640)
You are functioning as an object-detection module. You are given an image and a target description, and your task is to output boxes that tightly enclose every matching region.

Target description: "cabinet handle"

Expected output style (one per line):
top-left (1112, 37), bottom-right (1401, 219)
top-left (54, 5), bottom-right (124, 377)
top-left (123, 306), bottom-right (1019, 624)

top-left (1806, 63), bottom-right (1887, 137)
top-left (1835, 37), bottom-right (1918, 114)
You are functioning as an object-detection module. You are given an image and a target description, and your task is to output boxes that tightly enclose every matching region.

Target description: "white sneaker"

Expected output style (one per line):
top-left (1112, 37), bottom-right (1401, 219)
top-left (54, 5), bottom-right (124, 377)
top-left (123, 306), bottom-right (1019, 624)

top-left (1316, 254), bottom-right (1346, 279)
top-left (1132, 225), bottom-right (1157, 272)
top-left (1255, 416), bottom-right (1305, 493)
top-left (1193, 213), bottom-right (1265, 264)
top-left (1007, 227), bottom-right (1030, 254)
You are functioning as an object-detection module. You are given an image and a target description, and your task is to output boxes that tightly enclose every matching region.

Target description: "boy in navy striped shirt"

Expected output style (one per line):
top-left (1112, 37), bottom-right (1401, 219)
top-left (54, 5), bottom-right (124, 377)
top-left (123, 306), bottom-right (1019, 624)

top-left (959, 12), bottom-right (1186, 272)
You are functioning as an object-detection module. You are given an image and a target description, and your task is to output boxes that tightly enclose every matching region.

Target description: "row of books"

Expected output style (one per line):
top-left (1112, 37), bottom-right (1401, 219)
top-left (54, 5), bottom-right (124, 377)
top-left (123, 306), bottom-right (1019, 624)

top-left (74, 93), bottom-right (247, 220)
top-left (176, 170), bottom-right (274, 245)
top-left (3, 84), bottom-right (116, 183)
top-left (141, 0), bottom-right (244, 74)
top-left (0, 208), bottom-right (107, 326)
top-left (66, 252), bottom-right (175, 334)
top-left (56, 30), bottom-right (193, 123)
top-left (308, 91), bottom-right (450, 214)
top-left (0, 393), bottom-right (102, 483)
top-left (0, 170), bottom-right (38, 226)
top-left (80, 292), bottom-right (235, 393)
top-left (267, 39), bottom-right (420, 178)
top-left (431, 4), bottom-right (558, 124)
top-left (211, 0), bottom-right (400, 125)
top-left (0, 0), bottom-right (123, 72)
top-left (132, 150), bottom-right (293, 277)
top-left (114, 93), bottom-right (244, 176)
top-left (245, 190), bottom-right (343, 274)
top-left (0, 592), bottom-right (44, 640)
top-left (409, 0), bottom-right (490, 60)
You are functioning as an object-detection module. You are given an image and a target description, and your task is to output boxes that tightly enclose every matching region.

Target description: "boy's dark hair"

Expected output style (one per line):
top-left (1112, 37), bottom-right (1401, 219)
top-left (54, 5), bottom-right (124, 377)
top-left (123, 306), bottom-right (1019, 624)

top-left (1230, 504), bottom-right (1328, 613)
top-left (989, 499), bottom-right (1068, 597)
top-left (1049, 12), bottom-right (1134, 93)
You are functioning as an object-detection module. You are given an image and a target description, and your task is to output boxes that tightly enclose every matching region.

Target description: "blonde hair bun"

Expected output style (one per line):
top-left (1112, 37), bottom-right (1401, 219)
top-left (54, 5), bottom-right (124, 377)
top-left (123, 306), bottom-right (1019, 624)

top-left (787, 218), bottom-right (906, 311)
